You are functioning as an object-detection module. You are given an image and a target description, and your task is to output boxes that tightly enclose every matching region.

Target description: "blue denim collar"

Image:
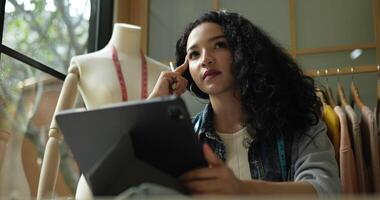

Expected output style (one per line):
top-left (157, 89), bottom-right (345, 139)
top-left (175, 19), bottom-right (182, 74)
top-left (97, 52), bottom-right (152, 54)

top-left (197, 103), bottom-right (223, 143)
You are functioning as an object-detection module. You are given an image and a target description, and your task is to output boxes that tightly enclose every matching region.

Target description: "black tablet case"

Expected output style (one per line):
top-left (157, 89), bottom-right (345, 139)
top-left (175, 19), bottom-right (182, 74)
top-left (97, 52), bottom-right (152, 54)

top-left (55, 96), bottom-right (207, 196)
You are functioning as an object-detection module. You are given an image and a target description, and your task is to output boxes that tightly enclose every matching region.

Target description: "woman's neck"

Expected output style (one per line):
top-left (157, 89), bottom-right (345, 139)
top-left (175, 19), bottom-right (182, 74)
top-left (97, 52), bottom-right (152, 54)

top-left (210, 92), bottom-right (246, 133)
top-left (107, 23), bottom-right (141, 54)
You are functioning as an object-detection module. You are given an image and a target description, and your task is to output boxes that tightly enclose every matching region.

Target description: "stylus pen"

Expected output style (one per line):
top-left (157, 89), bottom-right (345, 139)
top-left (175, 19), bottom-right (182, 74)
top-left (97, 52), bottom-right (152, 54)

top-left (169, 61), bottom-right (175, 72)
top-left (169, 62), bottom-right (177, 90)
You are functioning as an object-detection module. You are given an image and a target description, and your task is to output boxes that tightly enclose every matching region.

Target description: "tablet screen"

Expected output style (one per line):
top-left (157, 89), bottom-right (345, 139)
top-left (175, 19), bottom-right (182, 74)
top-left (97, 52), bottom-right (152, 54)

top-left (56, 96), bottom-right (207, 195)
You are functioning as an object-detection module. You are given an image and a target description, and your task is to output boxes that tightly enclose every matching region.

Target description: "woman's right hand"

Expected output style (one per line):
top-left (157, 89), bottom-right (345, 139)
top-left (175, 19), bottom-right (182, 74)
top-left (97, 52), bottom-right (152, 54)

top-left (148, 59), bottom-right (189, 99)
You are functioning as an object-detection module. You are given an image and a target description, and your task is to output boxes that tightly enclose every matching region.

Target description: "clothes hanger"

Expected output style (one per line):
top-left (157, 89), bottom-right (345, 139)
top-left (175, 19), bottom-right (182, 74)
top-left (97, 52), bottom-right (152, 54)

top-left (350, 67), bottom-right (365, 110)
top-left (316, 89), bottom-right (328, 108)
top-left (377, 65), bottom-right (380, 100)
top-left (316, 70), bottom-right (330, 106)
top-left (324, 69), bottom-right (336, 107)
top-left (315, 70), bottom-right (328, 107)
top-left (376, 65), bottom-right (380, 117)
top-left (319, 70), bottom-right (331, 106)
top-left (336, 68), bottom-right (349, 107)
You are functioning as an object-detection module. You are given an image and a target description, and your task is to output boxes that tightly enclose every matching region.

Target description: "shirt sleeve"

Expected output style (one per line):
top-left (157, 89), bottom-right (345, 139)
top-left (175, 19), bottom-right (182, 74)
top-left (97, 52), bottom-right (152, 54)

top-left (292, 120), bottom-right (341, 196)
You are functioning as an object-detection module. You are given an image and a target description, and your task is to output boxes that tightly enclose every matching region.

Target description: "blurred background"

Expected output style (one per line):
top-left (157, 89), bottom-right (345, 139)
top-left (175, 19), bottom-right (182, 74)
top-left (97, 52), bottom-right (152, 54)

top-left (0, 0), bottom-right (379, 198)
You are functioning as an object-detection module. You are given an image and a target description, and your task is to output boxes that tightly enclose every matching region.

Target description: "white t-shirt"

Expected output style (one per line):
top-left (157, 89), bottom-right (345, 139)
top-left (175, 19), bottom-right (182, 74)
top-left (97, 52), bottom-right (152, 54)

top-left (216, 127), bottom-right (252, 180)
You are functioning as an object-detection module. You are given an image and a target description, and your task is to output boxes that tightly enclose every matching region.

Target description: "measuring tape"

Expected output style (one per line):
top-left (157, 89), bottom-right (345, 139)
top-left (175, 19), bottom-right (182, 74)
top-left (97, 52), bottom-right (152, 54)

top-left (111, 46), bottom-right (148, 101)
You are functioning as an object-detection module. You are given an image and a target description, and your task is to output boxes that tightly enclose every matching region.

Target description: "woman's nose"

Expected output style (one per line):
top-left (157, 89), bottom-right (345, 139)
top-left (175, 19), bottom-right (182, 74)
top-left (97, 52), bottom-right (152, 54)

top-left (201, 50), bottom-right (214, 67)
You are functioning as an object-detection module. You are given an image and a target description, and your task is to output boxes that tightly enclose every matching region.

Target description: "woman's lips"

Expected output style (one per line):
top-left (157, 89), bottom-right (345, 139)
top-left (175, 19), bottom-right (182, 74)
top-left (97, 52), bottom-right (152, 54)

top-left (203, 69), bottom-right (221, 80)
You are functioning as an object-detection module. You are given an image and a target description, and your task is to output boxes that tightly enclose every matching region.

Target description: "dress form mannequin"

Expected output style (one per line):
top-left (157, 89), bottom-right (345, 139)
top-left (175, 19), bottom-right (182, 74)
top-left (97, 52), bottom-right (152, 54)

top-left (0, 131), bottom-right (10, 174)
top-left (0, 130), bottom-right (31, 199)
top-left (0, 97), bottom-right (11, 173)
top-left (37, 23), bottom-right (169, 199)
top-left (1, 96), bottom-right (32, 199)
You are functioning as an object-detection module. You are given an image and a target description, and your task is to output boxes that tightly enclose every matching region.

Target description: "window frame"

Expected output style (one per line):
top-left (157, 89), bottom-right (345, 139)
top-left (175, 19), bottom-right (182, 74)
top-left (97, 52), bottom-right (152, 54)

top-left (0, 0), bottom-right (114, 80)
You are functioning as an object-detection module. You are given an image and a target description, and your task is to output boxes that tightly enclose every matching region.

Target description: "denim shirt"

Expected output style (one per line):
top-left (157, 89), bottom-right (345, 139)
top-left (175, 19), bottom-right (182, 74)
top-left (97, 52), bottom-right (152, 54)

top-left (192, 103), bottom-right (341, 196)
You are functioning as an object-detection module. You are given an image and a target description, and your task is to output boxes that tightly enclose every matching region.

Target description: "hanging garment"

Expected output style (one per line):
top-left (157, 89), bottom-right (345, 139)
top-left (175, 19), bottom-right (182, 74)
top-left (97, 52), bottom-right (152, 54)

top-left (322, 105), bottom-right (340, 162)
top-left (373, 107), bottom-right (380, 194)
top-left (334, 106), bottom-right (359, 194)
top-left (344, 105), bottom-right (369, 193)
top-left (375, 107), bottom-right (380, 172)
top-left (360, 106), bottom-right (380, 193)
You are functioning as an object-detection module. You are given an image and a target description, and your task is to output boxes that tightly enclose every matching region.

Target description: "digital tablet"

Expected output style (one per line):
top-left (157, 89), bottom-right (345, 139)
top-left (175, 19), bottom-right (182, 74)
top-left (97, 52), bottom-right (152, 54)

top-left (55, 96), bottom-right (207, 196)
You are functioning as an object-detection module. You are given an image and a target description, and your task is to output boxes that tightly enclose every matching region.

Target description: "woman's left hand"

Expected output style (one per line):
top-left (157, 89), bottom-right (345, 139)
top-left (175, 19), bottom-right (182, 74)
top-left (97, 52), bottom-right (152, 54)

top-left (180, 143), bottom-right (245, 195)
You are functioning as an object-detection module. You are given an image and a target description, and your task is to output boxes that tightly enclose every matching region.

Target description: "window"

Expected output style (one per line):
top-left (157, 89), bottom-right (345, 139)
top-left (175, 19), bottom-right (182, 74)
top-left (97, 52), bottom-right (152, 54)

top-left (3, 0), bottom-right (91, 74)
top-left (0, 0), bottom-right (113, 197)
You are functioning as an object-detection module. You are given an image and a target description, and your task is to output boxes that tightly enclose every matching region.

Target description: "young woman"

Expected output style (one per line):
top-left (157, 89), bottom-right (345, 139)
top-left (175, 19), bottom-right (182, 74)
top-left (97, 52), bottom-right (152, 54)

top-left (148, 10), bottom-right (340, 197)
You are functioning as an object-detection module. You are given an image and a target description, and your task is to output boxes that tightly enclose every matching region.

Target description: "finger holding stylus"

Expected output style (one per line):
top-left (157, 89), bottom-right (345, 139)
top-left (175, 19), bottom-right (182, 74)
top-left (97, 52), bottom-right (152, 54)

top-left (148, 58), bottom-right (189, 99)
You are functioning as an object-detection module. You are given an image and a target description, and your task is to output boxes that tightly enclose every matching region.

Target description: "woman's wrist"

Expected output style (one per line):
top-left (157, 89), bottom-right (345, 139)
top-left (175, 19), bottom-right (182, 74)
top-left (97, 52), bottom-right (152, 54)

top-left (147, 91), bottom-right (166, 99)
top-left (240, 180), bottom-right (257, 195)
top-left (239, 180), bottom-right (317, 196)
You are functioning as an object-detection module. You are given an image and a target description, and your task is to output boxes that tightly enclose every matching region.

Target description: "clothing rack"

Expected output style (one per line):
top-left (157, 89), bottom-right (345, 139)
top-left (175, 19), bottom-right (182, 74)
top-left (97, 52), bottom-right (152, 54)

top-left (305, 64), bottom-right (380, 77)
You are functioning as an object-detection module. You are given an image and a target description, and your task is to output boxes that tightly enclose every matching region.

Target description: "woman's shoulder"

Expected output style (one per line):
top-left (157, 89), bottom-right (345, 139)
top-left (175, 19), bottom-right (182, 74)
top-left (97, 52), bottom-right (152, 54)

top-left (291, 119), bottom-right (330, 156)
top-left (290, 119), bottom-right (341, 196)
top-left (298, 119), bottom-right (327, 141)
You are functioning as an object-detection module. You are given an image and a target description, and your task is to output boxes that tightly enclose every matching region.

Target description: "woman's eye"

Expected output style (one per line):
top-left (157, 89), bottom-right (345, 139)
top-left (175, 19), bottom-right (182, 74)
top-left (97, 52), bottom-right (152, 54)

top-left (215, 41), bottom-right (228, 49)
top-left (188, 51), bottom-right (200, 59)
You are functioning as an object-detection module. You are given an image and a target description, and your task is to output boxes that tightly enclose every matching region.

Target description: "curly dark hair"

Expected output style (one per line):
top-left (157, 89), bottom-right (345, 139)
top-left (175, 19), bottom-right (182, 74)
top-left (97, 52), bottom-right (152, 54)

top-left (175, 11), bottom-right (321, 140)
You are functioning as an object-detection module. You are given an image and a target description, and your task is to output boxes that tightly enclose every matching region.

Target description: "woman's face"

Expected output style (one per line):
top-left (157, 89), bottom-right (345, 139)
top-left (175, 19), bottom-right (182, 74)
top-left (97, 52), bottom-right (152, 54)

top-left (186, 22), bottom-right (234, 97)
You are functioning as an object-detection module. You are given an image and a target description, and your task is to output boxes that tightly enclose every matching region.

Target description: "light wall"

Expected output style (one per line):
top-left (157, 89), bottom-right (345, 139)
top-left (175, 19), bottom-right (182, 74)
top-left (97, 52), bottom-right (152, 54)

top-left (115, 0), bottom-right (380, 114)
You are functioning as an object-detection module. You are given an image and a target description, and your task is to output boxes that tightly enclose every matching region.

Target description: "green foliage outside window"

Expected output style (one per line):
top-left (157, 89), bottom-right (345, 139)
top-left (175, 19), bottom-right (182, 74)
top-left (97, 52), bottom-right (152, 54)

top-left (1, 0), bottom-right (91, 195)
